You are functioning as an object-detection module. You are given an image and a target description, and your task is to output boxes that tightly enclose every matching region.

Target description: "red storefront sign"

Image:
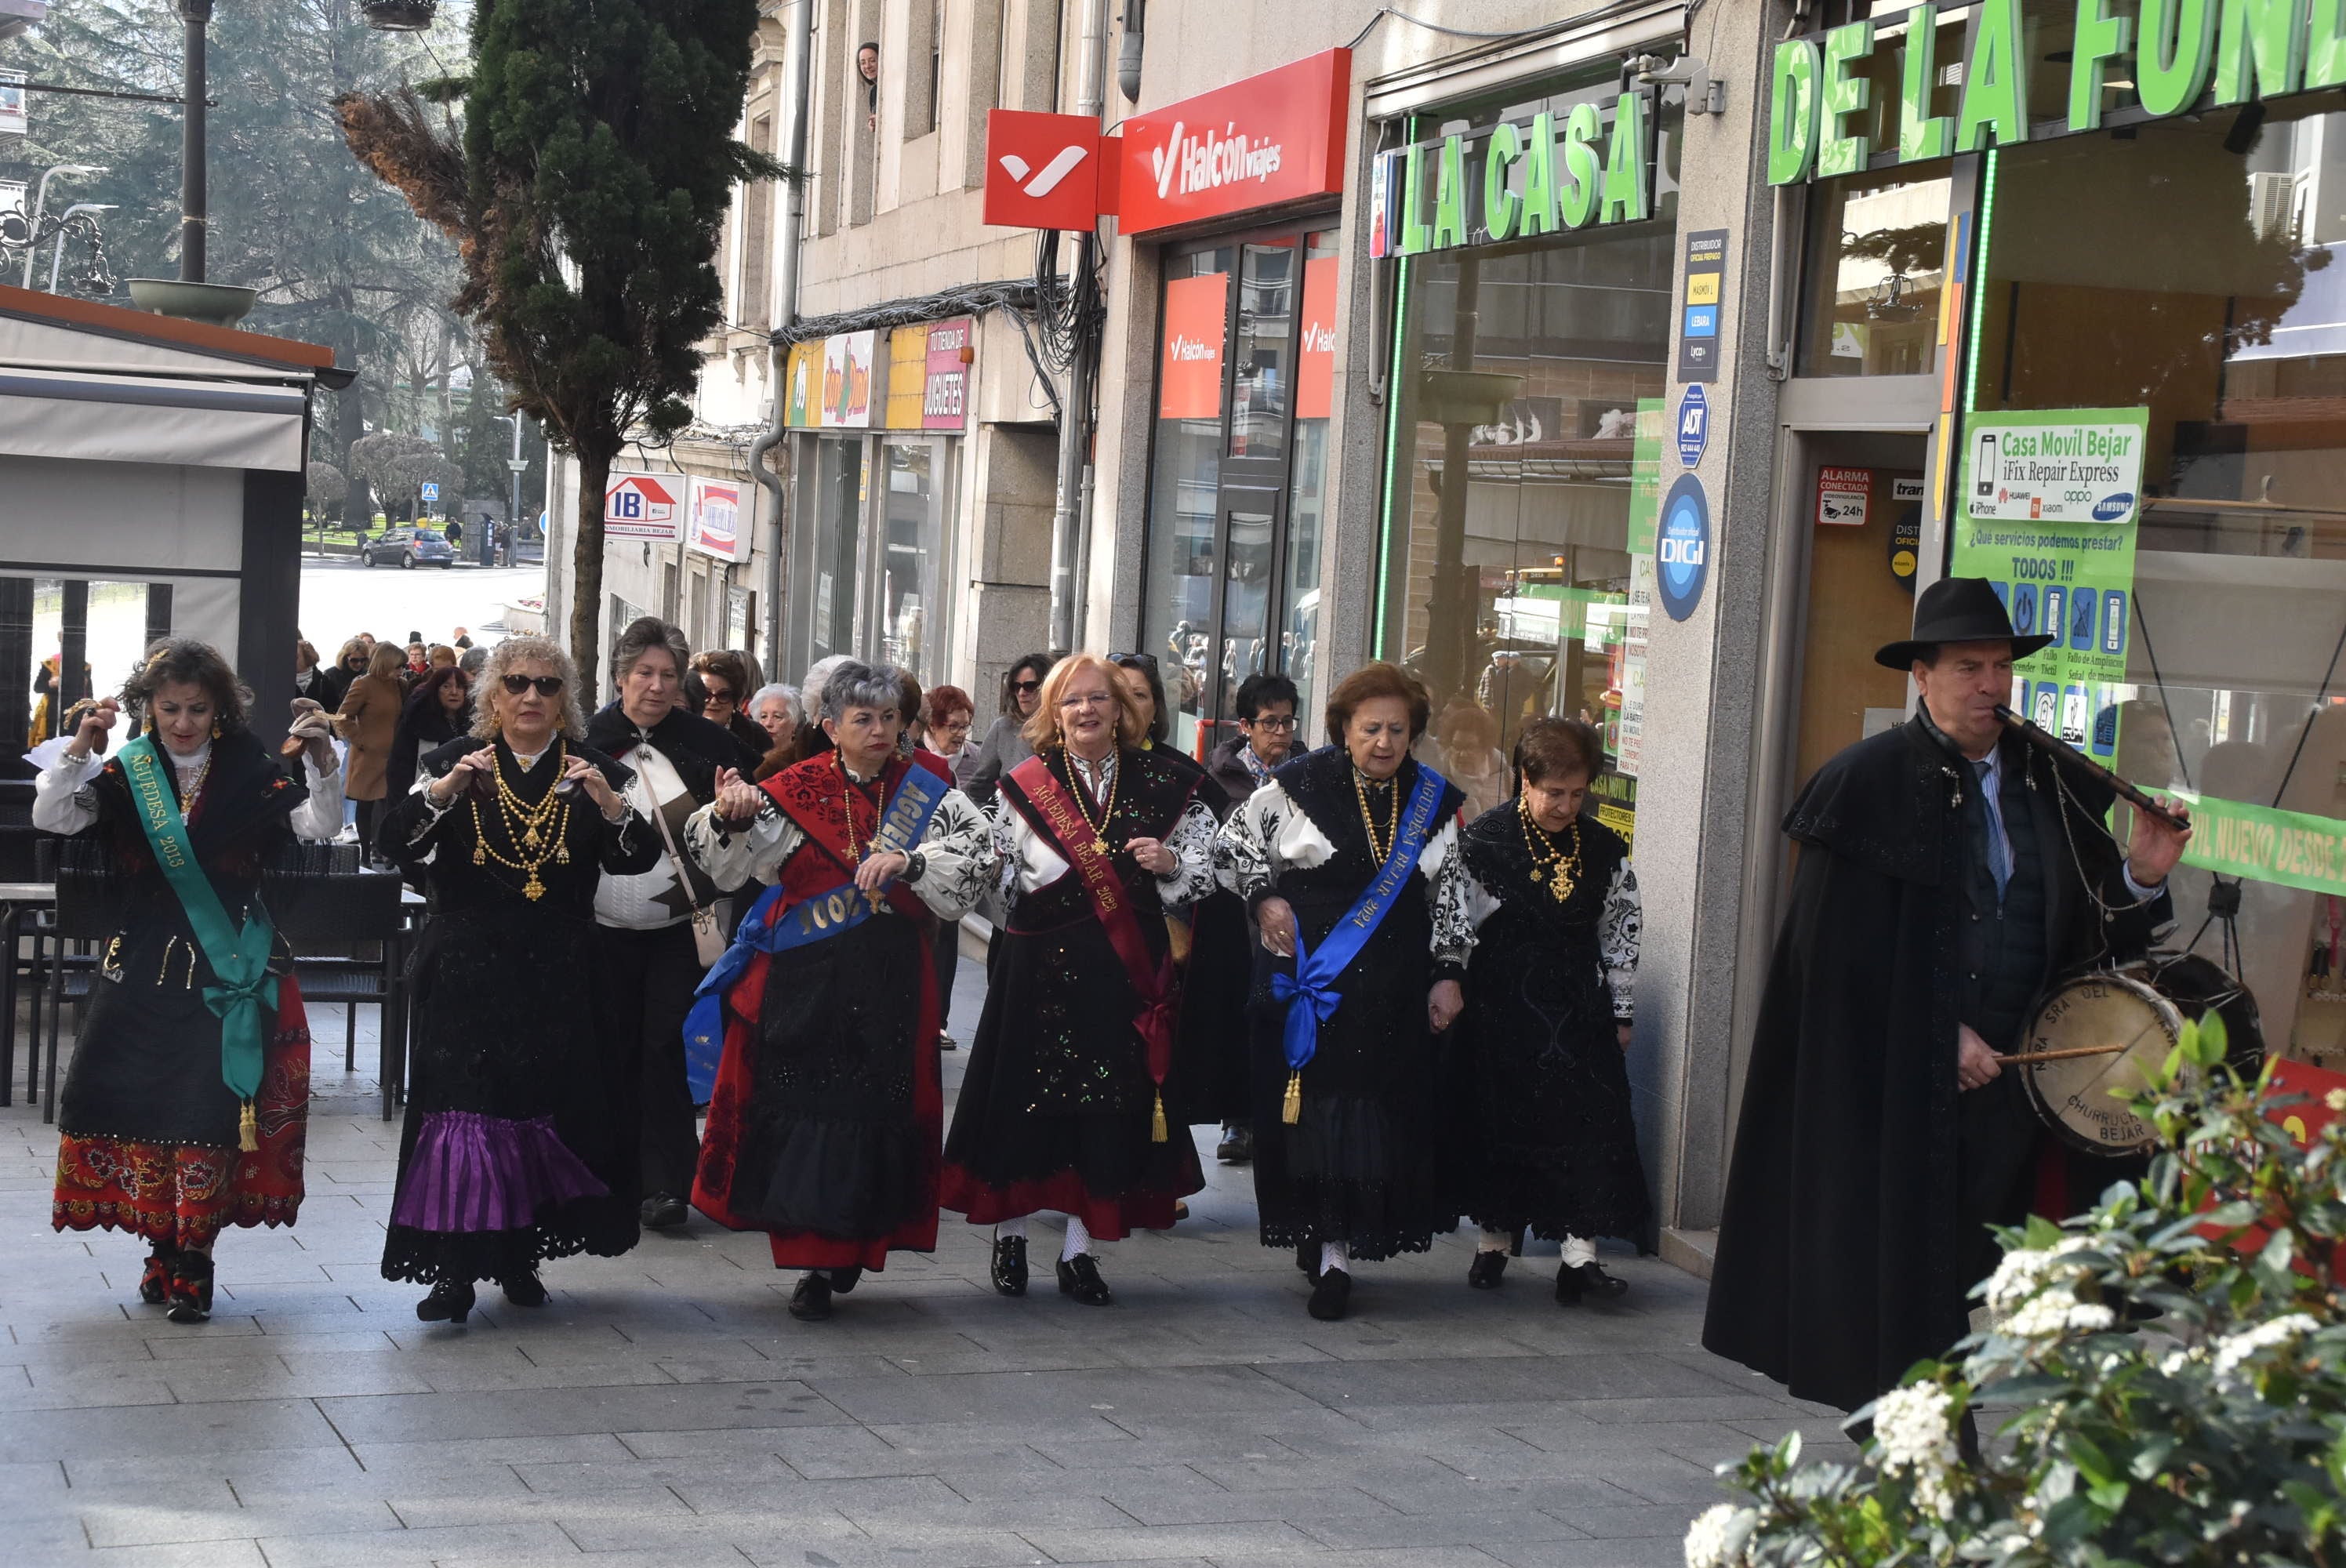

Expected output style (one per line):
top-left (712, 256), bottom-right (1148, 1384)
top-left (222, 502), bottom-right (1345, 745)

top-left (1296, 254), bottom-right (1338, 422)
top-left (1158, 274), bottom-right (1228, 419)
top-left (1119, 49), bottom-right (1350, 236)
top-left (982, 110), bottom-right (1108, 231)
top-left (922, 318), bottom-right (972, 430)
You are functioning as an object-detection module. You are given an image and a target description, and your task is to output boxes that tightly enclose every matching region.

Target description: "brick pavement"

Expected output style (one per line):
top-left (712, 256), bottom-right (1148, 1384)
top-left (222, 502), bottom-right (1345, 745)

top-left (0, 964), bottom-right (1851, 1567)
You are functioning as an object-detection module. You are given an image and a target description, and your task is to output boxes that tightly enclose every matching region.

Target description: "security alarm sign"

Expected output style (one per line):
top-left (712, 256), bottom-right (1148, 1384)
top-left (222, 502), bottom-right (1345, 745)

top-left (1816, 466), bottom-right (1871, 527)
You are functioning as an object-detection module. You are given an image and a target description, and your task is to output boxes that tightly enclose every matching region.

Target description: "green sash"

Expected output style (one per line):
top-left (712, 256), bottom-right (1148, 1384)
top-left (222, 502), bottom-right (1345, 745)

top-left (117, 735), bottom-right (278, 1131)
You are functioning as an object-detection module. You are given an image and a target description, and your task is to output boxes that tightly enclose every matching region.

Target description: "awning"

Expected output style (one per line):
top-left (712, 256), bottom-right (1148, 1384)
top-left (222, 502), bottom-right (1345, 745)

top-left (0, 364), bottom-right (309, 470)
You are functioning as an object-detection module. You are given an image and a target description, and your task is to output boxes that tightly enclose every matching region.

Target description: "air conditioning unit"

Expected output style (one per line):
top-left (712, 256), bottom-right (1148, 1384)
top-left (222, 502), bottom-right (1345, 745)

top-left (2248, 171), bottom-right (2297, 241)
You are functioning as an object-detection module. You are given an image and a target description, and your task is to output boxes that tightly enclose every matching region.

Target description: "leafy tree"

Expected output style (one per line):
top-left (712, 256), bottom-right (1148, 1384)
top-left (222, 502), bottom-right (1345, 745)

top-left (340, 0), bottom-right (780, 699)
top-left (305, 459), bottom-right (348, 510)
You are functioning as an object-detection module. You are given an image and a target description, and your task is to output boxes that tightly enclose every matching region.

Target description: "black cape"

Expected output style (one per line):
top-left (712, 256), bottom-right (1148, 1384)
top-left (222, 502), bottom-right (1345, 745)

top-left (1701, 714), bottom-right (2168, 1411)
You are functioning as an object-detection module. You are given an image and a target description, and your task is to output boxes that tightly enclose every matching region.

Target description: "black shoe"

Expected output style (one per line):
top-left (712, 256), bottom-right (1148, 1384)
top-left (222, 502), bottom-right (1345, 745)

top-left (990, 1234), bottom-right (1029, 1297)
top-left (1556, 1261), bottom-right (1629, 1305)
top-left (138, 1240), bottom-right (180, 1306)
top-left (416, 1278), bottom-right (474, 1323)
top-left (164, 1252), bottom-right (215, 1325)
top-left (938, 1031), bottom-right (958, 1051)
top-left (1467, 1251), bottom-right (1509, 1290)
top-left (829, 1265), bottom-right (863, 1296)
top-left (1307, 1267), bottom-right (1351, 1321)
top-left (1296, 1240), bottom-right (1321, 1283)
top-left (789, 1272), bottom-right (833, 1322)
top-left (1056, 1253), bottom-right (1113, 1306)
top-left (641, 1193), bottom-right (689, 1230)
top-left (501, 1269), bottom-right (548, 1308)
top-left (1217, 1124), bottom-right (1252, 1163)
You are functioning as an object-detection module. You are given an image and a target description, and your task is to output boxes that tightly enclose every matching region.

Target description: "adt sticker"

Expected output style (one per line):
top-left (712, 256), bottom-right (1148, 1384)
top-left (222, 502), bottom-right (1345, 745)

top-left (1656, 475), bottom-right (1711, 623)
top-left (1676, 384), bottom-right (1708, 468)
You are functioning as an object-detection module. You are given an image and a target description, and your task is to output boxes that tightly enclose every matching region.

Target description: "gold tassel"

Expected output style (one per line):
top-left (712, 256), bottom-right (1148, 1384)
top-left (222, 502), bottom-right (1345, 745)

top-left (1150, 1091), bottom-right (1168, 1144)
top-left (238, 1100), bottom-right (258, 1152)
top-left (1281, 1070), bottom-right (1302, 1125)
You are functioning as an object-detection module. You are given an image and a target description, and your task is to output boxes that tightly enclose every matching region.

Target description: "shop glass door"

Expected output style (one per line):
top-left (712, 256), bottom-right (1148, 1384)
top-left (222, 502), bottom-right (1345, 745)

top-left (879, 436), bottom-right (953, 684)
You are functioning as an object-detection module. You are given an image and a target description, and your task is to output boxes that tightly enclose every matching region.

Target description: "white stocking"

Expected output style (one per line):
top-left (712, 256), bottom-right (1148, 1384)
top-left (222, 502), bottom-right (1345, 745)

top-left (1476, 1227), bottom-right (1511, 1254)
top-left (995, 1218), bottom-right (1027, 1240)
top-left (1319, 1240), bottom-right (1350, 1276)
top-left (1061, 1214), bottom-right (1093, 1261)
top-left (1560, 1234), bottom-right (1596, 1269)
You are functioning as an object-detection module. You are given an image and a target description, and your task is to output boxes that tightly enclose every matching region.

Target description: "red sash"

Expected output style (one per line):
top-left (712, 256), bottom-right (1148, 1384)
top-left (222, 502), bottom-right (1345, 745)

top-left (1007, 752), bottom-right (1180, 1135)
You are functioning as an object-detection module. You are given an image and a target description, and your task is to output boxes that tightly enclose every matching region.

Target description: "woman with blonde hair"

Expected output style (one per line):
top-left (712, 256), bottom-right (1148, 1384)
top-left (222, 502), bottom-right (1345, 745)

top-left (376, 636), bottom-right (656, 1323)
top-left (940, 653), bottom-right (1219, 1305)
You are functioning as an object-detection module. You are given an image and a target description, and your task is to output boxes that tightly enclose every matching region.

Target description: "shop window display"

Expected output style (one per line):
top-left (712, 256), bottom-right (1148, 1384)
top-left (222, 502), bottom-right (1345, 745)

top-left (1969, 95), bottom-right (2346, 1069)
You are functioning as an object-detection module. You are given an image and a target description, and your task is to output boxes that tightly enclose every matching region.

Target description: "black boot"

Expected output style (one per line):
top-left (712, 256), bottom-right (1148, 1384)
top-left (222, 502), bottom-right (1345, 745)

top-left (1307, 1267), bottom-right (1351, 1321)
top-left (789, 1272), bottom-right (833, 1322)
top-left (1217, 1123), bottom-right (1253, 1163)
top-left (640, 1192), bottom-right (688, 1230)
top-left (829, 1265), bottom-right (863, 1295)
top-left (416, 1278), bottom-right (475, 1323)
top-left (165, 1251), bottom-right (215, 1325)
top-left (1467, 1251), bottom-right (1509, 1290)
top-left (139, 1239), bottom-right (180, 1306)
top-left (1556, 1260), bottom-right (1629, 1306)
top-left (1056, 1253), bottom-right (1113, 1306)
top-left (501, 1269), bottom-right (548, 1308)
top-left (990, 1233), bottom-right (1029, 1297)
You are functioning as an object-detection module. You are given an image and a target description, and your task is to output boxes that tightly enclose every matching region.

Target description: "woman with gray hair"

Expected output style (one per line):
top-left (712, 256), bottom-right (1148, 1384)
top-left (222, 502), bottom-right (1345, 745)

top-left (377, 636), bottom-right (659, 1323)
top-left (685, 661), bottom-right (996, 1323)
top-left (748, 684), bottom-right (800, 749)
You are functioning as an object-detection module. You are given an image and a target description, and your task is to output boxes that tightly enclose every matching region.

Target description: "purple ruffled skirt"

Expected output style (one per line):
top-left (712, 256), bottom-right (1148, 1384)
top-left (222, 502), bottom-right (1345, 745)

top-left (387, 1111), bottom-right (609, 1232)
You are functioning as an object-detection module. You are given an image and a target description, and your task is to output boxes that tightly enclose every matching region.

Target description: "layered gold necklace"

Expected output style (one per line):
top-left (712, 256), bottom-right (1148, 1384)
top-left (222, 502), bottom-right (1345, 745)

top-left (1063, 746), bottom-right (1117, 855)
top-left (1353, 766), bottom-right (1396, 863)
top-left (834, 749), bottom-right (888, 862)
top-left (1517, 800), bottom-right (1583, 902)
top-left (174, 751), bottom-right (212, 815)
top-left (470, 741), bottom-right (571, 900)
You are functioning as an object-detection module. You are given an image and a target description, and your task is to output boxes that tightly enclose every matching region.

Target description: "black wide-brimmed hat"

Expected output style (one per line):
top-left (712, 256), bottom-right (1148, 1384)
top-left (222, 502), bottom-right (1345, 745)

top-left (1874, 575), bottom-right (2057, 670)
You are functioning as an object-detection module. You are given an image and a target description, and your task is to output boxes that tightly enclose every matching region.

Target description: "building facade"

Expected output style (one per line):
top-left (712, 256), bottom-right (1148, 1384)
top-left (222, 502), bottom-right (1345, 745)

top-left (549, 0), bottom-right (2346, 1269)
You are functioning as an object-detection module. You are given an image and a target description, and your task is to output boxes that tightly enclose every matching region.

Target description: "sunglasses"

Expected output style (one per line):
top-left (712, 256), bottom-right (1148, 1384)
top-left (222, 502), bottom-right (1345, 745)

top-left (501, 674), bottom-right (565, 697)
top-left (1011, 678), bottom-right (1042, 693)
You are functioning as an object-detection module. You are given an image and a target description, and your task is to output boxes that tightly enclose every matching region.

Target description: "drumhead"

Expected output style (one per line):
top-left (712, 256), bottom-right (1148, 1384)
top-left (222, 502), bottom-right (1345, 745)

top-left (2018, 971), bottom-right (2183, 1156)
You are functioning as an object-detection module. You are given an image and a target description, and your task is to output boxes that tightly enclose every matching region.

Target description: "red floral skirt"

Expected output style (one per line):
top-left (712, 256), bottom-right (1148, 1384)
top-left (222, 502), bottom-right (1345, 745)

top-left (52, 978), bottom-right (311, 1248)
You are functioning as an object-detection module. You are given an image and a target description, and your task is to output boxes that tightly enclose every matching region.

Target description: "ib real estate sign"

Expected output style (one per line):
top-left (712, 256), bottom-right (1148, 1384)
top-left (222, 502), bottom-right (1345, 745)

top-left (1949, 407), bottom-right (2148, 756)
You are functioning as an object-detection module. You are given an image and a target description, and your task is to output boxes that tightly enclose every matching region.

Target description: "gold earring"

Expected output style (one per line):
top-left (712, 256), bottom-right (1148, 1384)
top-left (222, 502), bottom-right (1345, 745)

top-left (210, 720), bottom-right (221, 739)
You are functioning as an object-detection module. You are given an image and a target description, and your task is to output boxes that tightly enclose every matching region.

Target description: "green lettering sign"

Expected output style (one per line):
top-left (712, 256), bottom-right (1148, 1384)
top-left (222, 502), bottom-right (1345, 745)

top-left (1818, 20), bottom-right (1876, 177)
top-left (1482, 121), bottom-right (1521, 242)
top-left (1431, 133), bottom-right (1469, 250)
top-left (2068, 0), bottom-right (2137, 132)
top-left (1767, 38), bottom-right (1821, 184)
top-left (1899, 5), bottom-right (1953, 162)
top-left (1559, 103), bottom-right (1600, 229)
top-left (1520, 110), bottom-right (1560, 238)
top-left (1600, 92), bottom-right (1649, 226)
top-left (2313, 0), bottom-right (2346, 87)
top-left (1400, 141), bottom-right (1433, 257)
top-left (2139, 0), bottom-right (2218, 115)
top-left (1956, 0), bottom-right (2030, 153)
top-left (2214, 0), bottom-right (2306, 106)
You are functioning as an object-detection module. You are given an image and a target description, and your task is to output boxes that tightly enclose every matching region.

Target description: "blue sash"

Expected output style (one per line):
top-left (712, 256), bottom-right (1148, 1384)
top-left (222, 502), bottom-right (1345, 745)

top-left (1269, 764), bottom-right (1447, 1088)
top-left (117, 734), bottom-right (279, 1145)
top-left (683, 762), bottom-right (949, 1102)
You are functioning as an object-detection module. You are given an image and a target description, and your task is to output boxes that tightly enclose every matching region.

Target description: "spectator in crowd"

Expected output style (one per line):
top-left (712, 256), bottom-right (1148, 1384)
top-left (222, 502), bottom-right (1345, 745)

top-left (748, 684), bottom-right (800, 750)
top-left (336, 641), bottom-right (409, 860)
top-left (961, 653), bottom-right (1049, 806)
top-left (690, 649), bottom-right (770, 761)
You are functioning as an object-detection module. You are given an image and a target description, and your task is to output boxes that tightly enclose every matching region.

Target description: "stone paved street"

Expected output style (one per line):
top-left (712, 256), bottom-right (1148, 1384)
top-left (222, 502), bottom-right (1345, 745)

top-left (0, 964), bottom-right (1849, 1568)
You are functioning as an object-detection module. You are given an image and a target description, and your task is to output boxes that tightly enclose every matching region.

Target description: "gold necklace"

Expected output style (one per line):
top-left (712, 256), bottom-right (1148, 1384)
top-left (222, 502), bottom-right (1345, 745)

top-left (1517, 802), bottom-right (1583, 902)
top-left (1062, 746), bottom-right (1117, 855)
top-left (1353, 766), bottom-right (1396, 863)
top-left (174, 752), bottom-right (212, 815)
top-left (469, 742), bottom-right (571, 900)
top-left (834, 749), bottom-right (888, 862)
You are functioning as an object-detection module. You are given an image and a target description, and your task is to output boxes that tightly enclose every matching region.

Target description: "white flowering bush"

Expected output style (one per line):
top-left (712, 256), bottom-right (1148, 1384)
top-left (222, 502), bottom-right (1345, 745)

top-left (1692, 1015), bottom-right (2346, 1566)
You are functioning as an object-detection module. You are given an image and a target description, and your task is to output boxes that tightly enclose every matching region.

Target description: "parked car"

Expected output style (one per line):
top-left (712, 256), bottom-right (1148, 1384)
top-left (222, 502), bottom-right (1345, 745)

top-left (365, 526), bottom-right (456, 569)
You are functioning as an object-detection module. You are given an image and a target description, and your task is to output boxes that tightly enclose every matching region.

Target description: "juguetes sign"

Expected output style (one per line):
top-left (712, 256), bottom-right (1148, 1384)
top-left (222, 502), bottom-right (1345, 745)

top-left (1769, 0), bottom-right (2346, 187)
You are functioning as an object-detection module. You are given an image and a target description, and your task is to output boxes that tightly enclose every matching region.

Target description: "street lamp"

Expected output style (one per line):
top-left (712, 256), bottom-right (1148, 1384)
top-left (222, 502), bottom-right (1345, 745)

top-left (47, 202), bottom-right (115, 292)
top-left (176, 1), bottom-right (210, 282)
top-left (493, 414), bottom-right (531, 568)
top-left (19, 163), bottom-right (106, 288)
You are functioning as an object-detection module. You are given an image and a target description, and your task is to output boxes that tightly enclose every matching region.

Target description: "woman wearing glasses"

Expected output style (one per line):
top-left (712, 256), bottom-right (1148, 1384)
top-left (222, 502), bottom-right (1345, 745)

top-left (959, 652), bottom-right (1050, 808)
top-left (377, 637), bottom-right (658, 1323)
top-left (691, 649), bottom-right (772, 762)
top-left (942, 655), bottom-right (1220, 1305)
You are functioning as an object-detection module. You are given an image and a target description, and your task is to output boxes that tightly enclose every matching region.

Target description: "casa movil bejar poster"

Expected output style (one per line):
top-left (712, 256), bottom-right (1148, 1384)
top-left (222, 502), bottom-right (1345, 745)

top-left (1949, 407), bottom-right (2148, 759)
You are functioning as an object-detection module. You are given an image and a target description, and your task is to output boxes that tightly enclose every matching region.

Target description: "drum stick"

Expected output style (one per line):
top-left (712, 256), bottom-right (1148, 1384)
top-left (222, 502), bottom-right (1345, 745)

top-left (1995, 1043), bottom-right (2128, 1065)
top-left (1992, 706), bottom-right (2192, 834)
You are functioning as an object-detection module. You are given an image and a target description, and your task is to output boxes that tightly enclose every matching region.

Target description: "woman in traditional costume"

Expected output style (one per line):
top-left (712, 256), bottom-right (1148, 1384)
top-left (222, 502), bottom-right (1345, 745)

top-left (682, 662), bottom-right (993, 1321)
top-left (377, 637), bottom-right (655, 1323)
top-left (1451, 717), bottom-right (1647, 1304)
top-left (38, 640), bottom-right (343, 1323)
top-left (942, 654), bottom-right (1218, 1306)
top-left (1213, 661), bottom-right (1470, 1321)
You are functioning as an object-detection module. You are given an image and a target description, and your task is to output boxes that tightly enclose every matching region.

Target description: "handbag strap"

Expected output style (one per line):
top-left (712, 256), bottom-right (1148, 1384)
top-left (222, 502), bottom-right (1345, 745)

top-left (636, 740), bottom-right (714, 920)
